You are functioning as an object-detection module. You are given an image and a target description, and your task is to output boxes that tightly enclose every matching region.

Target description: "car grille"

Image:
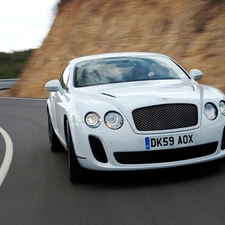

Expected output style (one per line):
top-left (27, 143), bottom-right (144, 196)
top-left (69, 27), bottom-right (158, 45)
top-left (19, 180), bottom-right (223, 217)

top-left (132, 104), bottom-right (198, 131)
top-left (114, 142), bottom-right (218, 164)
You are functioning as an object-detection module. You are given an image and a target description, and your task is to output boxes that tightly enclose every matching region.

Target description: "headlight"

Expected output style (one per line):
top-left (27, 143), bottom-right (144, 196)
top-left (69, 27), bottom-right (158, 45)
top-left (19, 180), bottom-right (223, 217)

top-left (104, 111), bottom-right (123, 129)
top-left (204, 103), bottom-right (217, 120)
top-left (85, 112), bottom-right (101, 128)
top-left (219, 101), bottom-right (225, 115)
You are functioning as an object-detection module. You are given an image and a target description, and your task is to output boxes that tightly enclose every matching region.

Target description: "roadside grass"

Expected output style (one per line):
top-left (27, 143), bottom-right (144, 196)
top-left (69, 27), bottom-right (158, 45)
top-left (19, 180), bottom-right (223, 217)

top-left (0, 50), bottom-right (33, 79)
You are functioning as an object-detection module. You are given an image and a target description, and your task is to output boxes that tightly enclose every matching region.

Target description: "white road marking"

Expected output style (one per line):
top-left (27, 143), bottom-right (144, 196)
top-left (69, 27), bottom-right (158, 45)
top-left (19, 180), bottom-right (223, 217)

top-left (0, 127), bottom-right (13, 187)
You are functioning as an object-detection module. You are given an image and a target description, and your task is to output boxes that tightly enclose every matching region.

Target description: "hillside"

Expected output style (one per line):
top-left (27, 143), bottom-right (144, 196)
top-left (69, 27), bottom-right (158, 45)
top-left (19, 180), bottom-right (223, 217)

top-left (3, 0), bottom-right (225, 98)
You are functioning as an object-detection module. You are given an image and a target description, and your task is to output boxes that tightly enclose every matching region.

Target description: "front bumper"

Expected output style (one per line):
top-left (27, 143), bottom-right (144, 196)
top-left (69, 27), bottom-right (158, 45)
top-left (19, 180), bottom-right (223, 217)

top-left (69, 117), bottom-right (225, 171)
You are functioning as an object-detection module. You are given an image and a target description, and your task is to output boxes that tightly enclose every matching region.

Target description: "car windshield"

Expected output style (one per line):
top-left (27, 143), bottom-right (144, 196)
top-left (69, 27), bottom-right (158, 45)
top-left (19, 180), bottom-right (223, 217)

top-left (74, 56), bottom-right (190, 87)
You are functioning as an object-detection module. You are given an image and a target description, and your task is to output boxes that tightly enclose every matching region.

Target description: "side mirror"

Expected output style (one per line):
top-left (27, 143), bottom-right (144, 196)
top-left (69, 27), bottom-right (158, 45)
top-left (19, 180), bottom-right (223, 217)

top-left (45, 80), bottom-right (63, 95)
top-left (190, 69), bottom-right (203, 80)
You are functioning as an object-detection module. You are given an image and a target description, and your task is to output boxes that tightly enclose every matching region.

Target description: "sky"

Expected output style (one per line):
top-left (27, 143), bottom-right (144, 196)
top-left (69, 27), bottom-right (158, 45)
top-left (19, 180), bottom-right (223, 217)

top-left (0, 0), bottom-right (60, 53)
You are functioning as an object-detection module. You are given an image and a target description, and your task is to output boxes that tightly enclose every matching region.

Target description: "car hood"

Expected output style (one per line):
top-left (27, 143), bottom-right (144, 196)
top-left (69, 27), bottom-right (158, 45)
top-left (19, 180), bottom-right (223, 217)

top-left (78, 80), bottom-right (203, 112)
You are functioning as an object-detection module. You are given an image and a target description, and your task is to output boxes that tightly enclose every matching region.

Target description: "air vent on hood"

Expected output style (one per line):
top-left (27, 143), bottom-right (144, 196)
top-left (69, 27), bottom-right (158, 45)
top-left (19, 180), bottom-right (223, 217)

top-left (101, 93), bottom-right (116, 98)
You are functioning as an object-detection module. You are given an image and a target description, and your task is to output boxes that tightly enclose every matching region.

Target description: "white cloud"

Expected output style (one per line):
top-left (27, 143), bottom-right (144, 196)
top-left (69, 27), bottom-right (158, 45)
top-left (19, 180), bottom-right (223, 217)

top-left (0, 0), bottom-right (60, 52)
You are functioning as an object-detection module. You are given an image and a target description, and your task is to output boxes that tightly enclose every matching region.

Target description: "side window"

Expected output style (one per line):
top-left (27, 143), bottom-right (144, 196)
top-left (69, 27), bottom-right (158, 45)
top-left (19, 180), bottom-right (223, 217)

top-left (60, 64), bottom-right (70, 90)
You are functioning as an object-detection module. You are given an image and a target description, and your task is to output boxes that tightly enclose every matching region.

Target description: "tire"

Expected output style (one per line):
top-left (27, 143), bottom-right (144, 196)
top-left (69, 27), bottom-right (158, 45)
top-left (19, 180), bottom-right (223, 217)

top-left (47, 111), bottom-right (64, 152)
top-left (66, 120), bottom-right (85, 183)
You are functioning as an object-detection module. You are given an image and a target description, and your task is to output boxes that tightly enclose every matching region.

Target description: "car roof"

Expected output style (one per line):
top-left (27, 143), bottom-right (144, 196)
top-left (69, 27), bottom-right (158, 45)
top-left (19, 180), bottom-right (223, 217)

top-left (69, 52), bottom-right (169, 64)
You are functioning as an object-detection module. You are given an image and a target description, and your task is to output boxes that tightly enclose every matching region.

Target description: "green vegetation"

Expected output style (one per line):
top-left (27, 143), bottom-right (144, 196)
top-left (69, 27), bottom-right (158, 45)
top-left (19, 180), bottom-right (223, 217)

top-left (0, 50), bottom-right (33, 79)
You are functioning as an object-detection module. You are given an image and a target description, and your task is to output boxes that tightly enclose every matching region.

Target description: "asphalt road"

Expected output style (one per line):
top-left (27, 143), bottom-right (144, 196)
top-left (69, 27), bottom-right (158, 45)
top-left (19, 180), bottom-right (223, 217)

top-left (1, 97), bottom-right (225, 225)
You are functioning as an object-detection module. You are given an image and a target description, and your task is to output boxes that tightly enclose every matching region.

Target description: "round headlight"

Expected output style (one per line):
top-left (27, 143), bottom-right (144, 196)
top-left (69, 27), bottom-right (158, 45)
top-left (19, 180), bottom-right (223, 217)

top-left (104, 111), bottom-right (123, 129)
top-left (85, 112), bottom-right (101, 128)
top-left (219, 101), bottom-right (225, 115)
top-left (204, 103), bottom-right (217, 120)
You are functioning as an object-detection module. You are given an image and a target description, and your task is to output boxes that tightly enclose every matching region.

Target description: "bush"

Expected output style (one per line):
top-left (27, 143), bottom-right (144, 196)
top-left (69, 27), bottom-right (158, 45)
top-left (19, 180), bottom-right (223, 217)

top-left (0, 50), bottom-right (33, 79)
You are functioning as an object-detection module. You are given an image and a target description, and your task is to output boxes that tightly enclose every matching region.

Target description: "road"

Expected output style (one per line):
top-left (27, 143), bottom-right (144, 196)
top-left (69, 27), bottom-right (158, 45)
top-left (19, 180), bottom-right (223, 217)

top-left (1, 97), bottom-right (225, 225)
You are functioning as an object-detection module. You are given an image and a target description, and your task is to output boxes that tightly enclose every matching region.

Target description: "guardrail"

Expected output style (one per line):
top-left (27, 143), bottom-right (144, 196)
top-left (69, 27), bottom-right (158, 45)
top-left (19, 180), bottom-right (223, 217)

top-left (0, 79), bottom-right (19, 90)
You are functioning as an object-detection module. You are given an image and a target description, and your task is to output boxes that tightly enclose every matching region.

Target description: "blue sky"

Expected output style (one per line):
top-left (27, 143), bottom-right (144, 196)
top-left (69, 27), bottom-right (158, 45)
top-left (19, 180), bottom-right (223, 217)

top-left (0, 0), bottom-right (60, 52)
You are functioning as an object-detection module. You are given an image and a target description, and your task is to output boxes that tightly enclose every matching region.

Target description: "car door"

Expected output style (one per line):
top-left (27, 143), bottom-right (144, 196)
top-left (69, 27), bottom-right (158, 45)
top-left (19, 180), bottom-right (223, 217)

top-left (54, 64), bottom-right (71, 143)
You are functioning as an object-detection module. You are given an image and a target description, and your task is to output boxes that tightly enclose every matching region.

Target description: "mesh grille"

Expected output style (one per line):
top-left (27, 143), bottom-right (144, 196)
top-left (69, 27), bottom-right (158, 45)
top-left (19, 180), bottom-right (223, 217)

top-left (132, 104), bottom-right (198, 131)
top-left (114, 142), bottom-right (218, 164)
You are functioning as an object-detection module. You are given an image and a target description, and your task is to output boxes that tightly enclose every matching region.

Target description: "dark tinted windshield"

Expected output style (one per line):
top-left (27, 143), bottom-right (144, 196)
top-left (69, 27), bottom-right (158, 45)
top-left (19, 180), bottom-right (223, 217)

top-left (74, 56), bottom-right (190, 87)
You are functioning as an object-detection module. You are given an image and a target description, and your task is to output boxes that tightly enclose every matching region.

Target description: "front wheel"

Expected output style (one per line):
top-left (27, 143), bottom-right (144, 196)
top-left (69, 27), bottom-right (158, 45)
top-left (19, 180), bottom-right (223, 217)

top-left (47, 111), bottom-right (64, 152)
top-left (66, 120), bottom-right (85, 183)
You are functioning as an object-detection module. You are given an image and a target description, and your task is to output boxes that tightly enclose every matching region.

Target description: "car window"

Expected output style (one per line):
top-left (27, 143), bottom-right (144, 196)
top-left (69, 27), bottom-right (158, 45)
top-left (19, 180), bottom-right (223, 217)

top-left (74, 56), bottom-right (190, 87)
top-left (60, 64), bottom-right (70, 90)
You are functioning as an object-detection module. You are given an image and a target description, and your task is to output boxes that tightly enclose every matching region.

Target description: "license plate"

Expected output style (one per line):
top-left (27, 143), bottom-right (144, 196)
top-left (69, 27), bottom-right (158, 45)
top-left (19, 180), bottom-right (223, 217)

top-left (145, 133), bottom-right (194, 150)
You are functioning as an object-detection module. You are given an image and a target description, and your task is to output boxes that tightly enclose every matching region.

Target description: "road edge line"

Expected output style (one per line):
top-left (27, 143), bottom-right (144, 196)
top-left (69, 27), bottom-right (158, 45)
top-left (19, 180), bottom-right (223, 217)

top-left (0, 127), bottom-right (13, 187)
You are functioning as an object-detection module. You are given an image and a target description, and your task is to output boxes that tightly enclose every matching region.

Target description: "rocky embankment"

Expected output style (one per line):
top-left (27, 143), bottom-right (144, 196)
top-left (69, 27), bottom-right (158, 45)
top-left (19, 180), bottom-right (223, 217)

top-left (4, 0), bottom-right (225, 98)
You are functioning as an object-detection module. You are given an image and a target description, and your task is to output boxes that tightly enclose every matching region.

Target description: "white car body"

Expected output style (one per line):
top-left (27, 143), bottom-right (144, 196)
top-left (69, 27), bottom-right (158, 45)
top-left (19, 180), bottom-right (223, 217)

top-left (45, 52), bottom-right (225, 182)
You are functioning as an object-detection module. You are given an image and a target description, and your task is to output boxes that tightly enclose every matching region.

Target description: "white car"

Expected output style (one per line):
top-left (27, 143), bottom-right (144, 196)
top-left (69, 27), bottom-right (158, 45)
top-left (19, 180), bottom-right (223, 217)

top-left (45, 52), bottom-right (225, 183)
